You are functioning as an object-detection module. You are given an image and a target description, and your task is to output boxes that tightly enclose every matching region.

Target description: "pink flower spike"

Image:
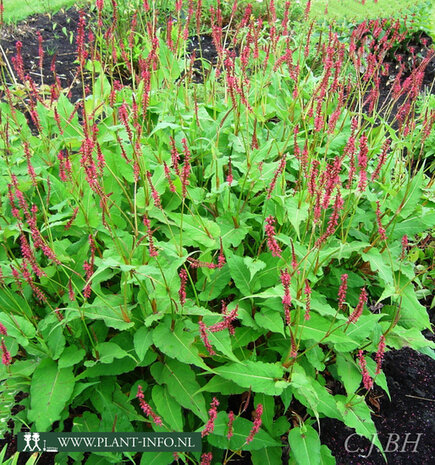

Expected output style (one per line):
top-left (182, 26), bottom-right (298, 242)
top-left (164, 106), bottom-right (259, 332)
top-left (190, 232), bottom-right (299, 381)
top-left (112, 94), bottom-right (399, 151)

top-left (338, 274), bottom-right (348, 310)
top-left (375, 201), bottom-right (387, 241)
top-left (200, 452), bottom-right (213, 465)
top-left (226, 156), bottom-right (233, 185)
top-left (178, 269), bottom-right (187, 306)
top-left (136, 385), bottom-right (163, 426)
top-left (304, 280), bottom-right (312, 321)
top-left (375, 334), bottom-right (386, 375)
top-left (202, 397), bottom-right (219, 438)
top-left (0, 323), bottom-right (7, 336)
top-left (181, 138), bottom-right (191, 199)
top-left (348, 287), bottom-right (368, 324)
top-left (227, 411), bottom-right (235, 440)
top-left (146, 171), bottom-right (162, 209)
top-left (199, 321), bottom-right (216, 356)
top-left (1, 340), bottom-right (11, 366)
top-left (400, 235), bottom-right (408, 260)
top-left (358, 350), bottom-right (373, 390)
top-left (246, 404), bottom-right (263, 443)
top-left (265, 216), bottom-right (282, 257)
top-left (217, 238), bottom-right (226, 269)
top-left (143, 216), bottom-right (158, 257)
top-left (280, 268), bottom-right (291, 325)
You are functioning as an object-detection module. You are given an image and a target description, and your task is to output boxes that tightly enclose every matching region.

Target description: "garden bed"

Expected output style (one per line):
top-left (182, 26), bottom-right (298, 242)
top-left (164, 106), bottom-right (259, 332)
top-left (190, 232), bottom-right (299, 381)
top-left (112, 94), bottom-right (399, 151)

top-left (0, 2), bottom-right (434, 465)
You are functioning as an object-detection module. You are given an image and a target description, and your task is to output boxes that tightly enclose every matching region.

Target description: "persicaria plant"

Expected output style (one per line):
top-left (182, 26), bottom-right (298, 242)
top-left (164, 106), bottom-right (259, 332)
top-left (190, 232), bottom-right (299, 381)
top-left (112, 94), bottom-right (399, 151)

top-left (0, 1), bottom-right (434, 464)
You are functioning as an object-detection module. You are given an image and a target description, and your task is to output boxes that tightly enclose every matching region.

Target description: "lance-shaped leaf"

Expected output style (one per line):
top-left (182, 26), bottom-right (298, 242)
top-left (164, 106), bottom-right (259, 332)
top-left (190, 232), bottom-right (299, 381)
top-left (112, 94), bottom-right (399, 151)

top-left (152, 318), bottom-right (209, 370)
top-left (214, 361), bottom-right (286, 395)
top-left (28, 358), bottom-right (75, 431)
top-left (336, 395), bottom-right (386, 461)
top-left (152, 385), bottom-right (183, 431)
top-left (288, 425), bottom-right (321, 465)
top-left (158, 360), bottom-right (208, 422)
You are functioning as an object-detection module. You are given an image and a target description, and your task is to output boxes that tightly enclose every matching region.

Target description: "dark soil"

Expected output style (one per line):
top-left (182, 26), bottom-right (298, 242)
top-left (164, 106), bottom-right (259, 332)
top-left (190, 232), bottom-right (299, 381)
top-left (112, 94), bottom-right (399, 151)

top-left (0, 6), bottom-right (434, 465)
top-left (0, 7), bottom-right (86, 103)
top-left (319, 347), bottom-right (435, 465)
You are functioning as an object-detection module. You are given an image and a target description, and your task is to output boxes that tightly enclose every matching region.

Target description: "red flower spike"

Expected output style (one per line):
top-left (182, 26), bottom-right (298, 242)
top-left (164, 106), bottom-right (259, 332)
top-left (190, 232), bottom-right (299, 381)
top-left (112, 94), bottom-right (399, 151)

top-left (146, 172), bottom-right (162, 209)
top-left (227, 411), bottom-right (235, 440)
top-left (143, 217), bottom-right (158, 257)
top-left (338, 274), bottom-right (348, 310)
top-left (199, 321), bottom-right (216, 356)
top-left (200, 452), bottom-right (213, 465)
top-left (202, 397), bottom-right (219, 437)
top-left (348, 287), bottom-right (368, 324)
top-left (178, 269), bottom-right (187, 306)
top-left (358, 350), bottom-right (373, 390)
top-left (1, 340), bottom-right (11, 366)
top-left (246, 404), bottom-right (263, 443)
top-left (375, 201), bottom-right (387, 241)
top-left (267, 153), bottom-right (287, 199)
top-left (280, 268), bottom-right (291, 325)
top-left (265, 216), bottom-right (282, 257)
top-left (304, 281), bottom-right (312, 321)
top-left (375, 335), bottom-right (386, 375)
top-left (136, 385), bottom-right (163, 426)
top-left (400, 235), bottom-right (408, 260)
top-left (181, 138), bottom-right (191, 199)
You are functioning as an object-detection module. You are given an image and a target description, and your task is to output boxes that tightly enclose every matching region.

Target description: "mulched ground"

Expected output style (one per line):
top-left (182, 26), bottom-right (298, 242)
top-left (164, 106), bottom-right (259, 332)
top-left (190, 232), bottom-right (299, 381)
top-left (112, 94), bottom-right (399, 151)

top-left (0, 6), bottom-right (434, 465)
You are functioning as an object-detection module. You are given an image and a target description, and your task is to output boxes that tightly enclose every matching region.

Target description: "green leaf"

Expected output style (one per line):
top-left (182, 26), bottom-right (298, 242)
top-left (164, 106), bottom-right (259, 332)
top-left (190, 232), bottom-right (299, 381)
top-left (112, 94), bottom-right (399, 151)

top-left (28, 359), bottom-right (75, 431)
top-left (391, 211), bottom-right (435, 241)
top-left (290, 366), bottom-right (341, 421)
top-left (389, 169), bottom-right (423, 220)
top-left (73, 412), bottom-right (100, 432)
top-left (198, 376), bottom-right (246, 395)
top-left (399, 278), bottom-right (431, 330)
top-left (77, 358), bottom-right (137, 379)
top-left (198, 267), bottom-right (231, 301)
top-left (208, 411), bottom-right (281, 451)
top-left (152, 318), bottom-right (209, 370)
top-left (201, 325), bottom-right (240, 363)
top-left (134, 326), bottom-right (154, 361)
top-left (305, 345), bottom-right (325, 371)
top-left (0, 313), bottom-right (35, 346)
top-left (94, 342), bottom-right (129, 364)
top-left (285, 196), bottom-right (309, 239)
top-left (244, 257), bottom-right (266, 281)
top-left (58, 346), bottom-right (85, 369)
top-left (365, 357), bottom-right (390, 399)
top-left (45, 324), bottom-right (66, 360)
top-left (288, 425), bottom-right (321, 465)
top-left (361, 248), bottom-right (393, 286)
top-left (335, 353), bottom-right (361, 396)
top-left (320, 444), bottom-right (335, 465)
top-left (152, 385), bottom-right (183, 431)
top-left (227, 253), bottom-right (255, 295)
top-left (140, 452), bottom-right (174, 465)
top-left (80, 301), bottom-right (135, 331)
top-left (251, 447), bottom-right (282, 465)
top-left (158, 360), bottom-right (208, 422)
top-left (152, 210), bottom-right (220, 248)
top-left (337, 395), bottom-right (385, 460)
top-left (254, 308), bottom-right (285, 336)
top-left (214, 361), bottom-right (286, 395)
top-left (298, 314), bottom-right (359, 351)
